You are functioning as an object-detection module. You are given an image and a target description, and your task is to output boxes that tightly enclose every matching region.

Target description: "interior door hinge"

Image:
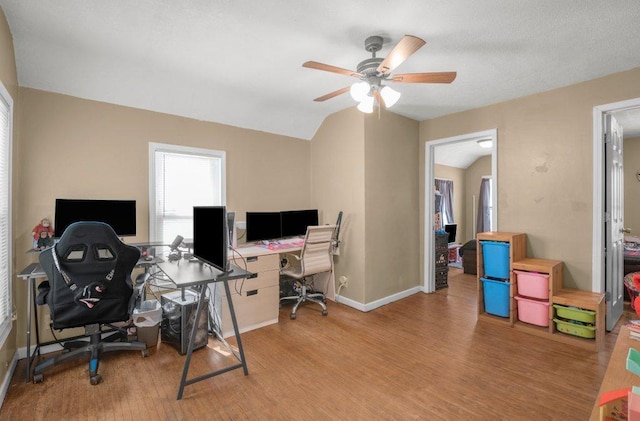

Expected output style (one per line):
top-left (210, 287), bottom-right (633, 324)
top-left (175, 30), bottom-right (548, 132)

top-left (605, 291), bottom-right (611, 302)
top-left (604, 133), bottom-right (609, 143)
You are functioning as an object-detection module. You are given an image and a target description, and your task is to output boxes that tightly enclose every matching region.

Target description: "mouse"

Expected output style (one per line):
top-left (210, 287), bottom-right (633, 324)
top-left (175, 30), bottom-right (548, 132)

top-left (144, 256), bottom-right (153, 261)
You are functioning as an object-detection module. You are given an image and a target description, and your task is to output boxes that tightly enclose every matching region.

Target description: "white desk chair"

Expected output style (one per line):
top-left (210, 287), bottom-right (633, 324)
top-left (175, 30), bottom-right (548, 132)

top-left (280, 225), bottom-right (336, 319)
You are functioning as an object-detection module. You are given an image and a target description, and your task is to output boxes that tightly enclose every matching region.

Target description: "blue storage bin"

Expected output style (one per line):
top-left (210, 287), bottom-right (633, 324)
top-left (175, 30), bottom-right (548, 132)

top-left (480, 241), bottom-right (510, 279)
top-left (481, 277), bottom-right (510, 317)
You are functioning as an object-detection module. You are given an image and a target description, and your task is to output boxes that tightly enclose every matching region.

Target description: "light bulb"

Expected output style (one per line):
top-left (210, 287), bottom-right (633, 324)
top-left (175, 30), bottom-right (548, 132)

top-left (357, 95), bottom-right (374, 113)
top-left (379, 86), bottom-right (401, 108)
top-left (350, 81), bottom-right (370, 102)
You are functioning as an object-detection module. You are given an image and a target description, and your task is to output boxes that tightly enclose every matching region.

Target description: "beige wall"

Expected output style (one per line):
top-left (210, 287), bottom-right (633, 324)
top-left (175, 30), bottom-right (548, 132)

top-left (420, 67), bottom-right (640, 290)
top-left (464, 156), bottom-right (492, 241)
top-left (311, 108), bottom-right (366, 303)
top-left (625, 136), bottom-right (640, 236)
top-left (15, 88), bottom-right (312, 346)
top-left (434, 164), bottom-right (465, 243)
top-left (0, 5), bottom-right (18, 386)
top-left (364, 111), bottom-right (420, 302)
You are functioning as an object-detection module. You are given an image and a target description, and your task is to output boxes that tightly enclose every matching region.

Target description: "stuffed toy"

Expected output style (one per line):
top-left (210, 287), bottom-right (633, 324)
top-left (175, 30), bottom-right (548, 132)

top-left (32, 218), bottom-right (54, 250)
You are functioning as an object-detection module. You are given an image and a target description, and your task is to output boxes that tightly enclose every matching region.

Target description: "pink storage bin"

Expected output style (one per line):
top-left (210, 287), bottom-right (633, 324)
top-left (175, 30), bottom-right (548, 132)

top-left (514, 270), bottom-right (549, 300)
top-left (515, 295), bottom-right (550, 327)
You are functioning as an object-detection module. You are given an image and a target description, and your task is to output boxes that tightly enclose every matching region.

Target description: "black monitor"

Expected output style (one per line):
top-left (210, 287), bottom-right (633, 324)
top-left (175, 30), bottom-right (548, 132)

top-left (54, 199), bottom-right (136, 238)
top-left (280, 209), bottom-right (319, 237)
top-left (444, 224), bottom-right (457, 243)
top-left (193, 206), bottom-right (229, 273)
top-left (245, 212), bottom-right (282, 242)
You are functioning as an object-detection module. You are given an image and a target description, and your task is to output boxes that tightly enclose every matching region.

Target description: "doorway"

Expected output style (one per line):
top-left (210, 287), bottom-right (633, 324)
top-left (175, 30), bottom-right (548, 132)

top-left (593, 98), bottom-right (640, 330)
top-left (423, 129), bottom-right (498, 293)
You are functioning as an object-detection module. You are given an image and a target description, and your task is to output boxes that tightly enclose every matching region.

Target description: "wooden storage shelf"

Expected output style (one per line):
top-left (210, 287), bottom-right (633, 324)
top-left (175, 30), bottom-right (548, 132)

top-left (476, 232), bottom-right (605, 352)
top-left (476, 232), bottom-right (526, 326)
top-left (552, 288), bottom-right (605, 351)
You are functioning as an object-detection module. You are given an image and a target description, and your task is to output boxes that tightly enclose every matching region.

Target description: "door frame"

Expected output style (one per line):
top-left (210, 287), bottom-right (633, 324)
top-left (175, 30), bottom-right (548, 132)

top-left (592, 97), bottom-right (640, 293)
top-left (423, 129), bottom-right (498, 292)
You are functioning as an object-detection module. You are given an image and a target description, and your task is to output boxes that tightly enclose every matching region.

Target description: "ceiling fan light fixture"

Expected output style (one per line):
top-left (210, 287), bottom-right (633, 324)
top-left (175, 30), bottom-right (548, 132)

top-left (477, 139), bottom-right (493, 148)
top-left (379, 86), bottom-right (401, 108)
top-left (357, 95), bottom-right (375, 113)
top-left (350, 81), bottom-right (370, 102)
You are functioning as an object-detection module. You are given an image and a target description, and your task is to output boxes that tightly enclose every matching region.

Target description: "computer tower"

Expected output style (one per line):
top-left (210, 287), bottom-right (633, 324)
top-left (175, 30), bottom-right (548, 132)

top-left (161, 289), bottom-right (209, 355)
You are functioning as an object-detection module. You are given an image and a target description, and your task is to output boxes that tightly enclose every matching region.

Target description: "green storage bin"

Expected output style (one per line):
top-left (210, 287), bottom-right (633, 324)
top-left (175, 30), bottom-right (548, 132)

top-left (553, 318), bottom-right (596, 339)
top-left (552, 304), bottom-right (596, 324)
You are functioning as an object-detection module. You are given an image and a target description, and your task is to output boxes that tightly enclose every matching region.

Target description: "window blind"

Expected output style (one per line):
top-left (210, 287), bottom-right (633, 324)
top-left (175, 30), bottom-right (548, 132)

top-left (0, 83), bottom-right (13, 346)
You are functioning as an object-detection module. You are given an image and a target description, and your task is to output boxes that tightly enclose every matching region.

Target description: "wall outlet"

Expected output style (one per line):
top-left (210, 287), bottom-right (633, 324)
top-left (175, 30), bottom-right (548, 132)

top-left (338, 275), bottom-right (348, 287)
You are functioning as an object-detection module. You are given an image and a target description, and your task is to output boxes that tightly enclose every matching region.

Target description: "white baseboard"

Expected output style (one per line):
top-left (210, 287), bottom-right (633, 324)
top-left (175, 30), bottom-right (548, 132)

top-left (0, 350), bottom-right (19, 410)
top-left (335, 286), bottom-right (423, 312)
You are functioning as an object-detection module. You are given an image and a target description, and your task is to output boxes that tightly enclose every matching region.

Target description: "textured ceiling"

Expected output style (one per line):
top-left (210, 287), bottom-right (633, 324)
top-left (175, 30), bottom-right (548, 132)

top-left (1, 1), bottom-right (640, 140)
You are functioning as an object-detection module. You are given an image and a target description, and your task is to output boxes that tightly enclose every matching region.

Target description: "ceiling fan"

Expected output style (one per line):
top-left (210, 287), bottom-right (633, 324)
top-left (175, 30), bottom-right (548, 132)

top-left (303, 35), bottom-right (456, 113)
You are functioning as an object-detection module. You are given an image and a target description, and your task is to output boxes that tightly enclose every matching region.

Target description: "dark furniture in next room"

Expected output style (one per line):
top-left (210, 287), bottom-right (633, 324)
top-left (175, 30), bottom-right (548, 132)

top-left (459, 240), bottom-right (477, 275)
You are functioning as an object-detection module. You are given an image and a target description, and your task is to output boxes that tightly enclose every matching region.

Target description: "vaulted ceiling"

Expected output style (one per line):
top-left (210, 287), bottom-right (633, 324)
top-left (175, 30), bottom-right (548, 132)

top-left (1, 1), bottom-right (640, 140)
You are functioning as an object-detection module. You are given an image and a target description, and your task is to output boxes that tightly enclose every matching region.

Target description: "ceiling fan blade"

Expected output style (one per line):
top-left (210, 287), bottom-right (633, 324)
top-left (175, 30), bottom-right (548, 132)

top-left (303, 61), bottom-right (362, 78)
top-left (313, 86), bottom-right (351, 102)
top-left (376, 35), bottom-right (426, 75)
top-left (392, 72), bottom-right (457, 84)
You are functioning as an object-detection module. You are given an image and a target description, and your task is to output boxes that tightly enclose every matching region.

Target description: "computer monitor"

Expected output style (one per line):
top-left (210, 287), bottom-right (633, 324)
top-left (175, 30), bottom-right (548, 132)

top-left (245, 211), bottom-right (282, 242)
top-left (193, 206), bottom-right (229, 273)
top-left (280, 209), bottom-right (319, 237)
top-left (444, 224), bottom-right (457, 243)
top-left (54, 199), bottom-right (136, 238)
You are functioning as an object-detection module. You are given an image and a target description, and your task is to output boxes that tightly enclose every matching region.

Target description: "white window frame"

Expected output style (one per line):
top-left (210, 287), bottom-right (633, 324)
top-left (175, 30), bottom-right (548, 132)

top-left (148, 142), bottom-right (226, 242)
top-left (0, 81), bottom-right (13, 347)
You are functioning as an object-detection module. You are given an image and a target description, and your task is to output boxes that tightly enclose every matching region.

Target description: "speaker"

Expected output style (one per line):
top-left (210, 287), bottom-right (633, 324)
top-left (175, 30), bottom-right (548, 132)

top-left (161, 290), bottom-right (209, 355)
top-left (227, 211), bottom-right (236, 248)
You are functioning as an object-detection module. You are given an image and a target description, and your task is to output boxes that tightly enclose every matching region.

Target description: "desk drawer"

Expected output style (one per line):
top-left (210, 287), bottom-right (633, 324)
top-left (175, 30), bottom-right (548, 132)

top-left (219, 284), bottom-right (279, 337)
top-left (232, 253), bottom-right (279, 274)
top-left (232, 269), bottom-right (278, 291)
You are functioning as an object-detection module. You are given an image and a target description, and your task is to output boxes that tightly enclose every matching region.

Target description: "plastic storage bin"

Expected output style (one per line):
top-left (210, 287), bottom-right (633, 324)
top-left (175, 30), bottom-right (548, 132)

top-left (514, 270), bottom-right (549, 300)
top-left (480, 241), bottom-right (510, 279)
top-left (133, 299), bottom-right (162, 347)
top-left (515, 296), bottom-right (550, 327)
top-left (553, 317), bottom-right (596, 338)
top-left (481, 277), bottom-right (510, 317)
top-left (552, 304), bottom-right (596, 324)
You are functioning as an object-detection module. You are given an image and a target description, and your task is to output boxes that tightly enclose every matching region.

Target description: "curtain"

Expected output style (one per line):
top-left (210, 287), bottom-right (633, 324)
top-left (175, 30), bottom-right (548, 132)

top-left (476, 177), bottom-right (491, 235)
top-left (434, 179), bottom-right (454, 224)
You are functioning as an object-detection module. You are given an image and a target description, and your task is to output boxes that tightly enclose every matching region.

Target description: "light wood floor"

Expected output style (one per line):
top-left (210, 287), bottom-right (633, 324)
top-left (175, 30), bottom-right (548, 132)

top-left (0, 268), bottom-right (627, 420)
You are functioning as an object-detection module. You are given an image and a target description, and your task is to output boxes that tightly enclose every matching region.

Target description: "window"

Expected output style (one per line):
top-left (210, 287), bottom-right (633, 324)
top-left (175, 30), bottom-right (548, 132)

top-left (434, 178), bottom-right (454, 225)
top-left (149, 143), bottom-right (226, 244)
top-left (0, 81), bottom-right (13, 346)
top-left (476, 176), bottom-right (492, 234)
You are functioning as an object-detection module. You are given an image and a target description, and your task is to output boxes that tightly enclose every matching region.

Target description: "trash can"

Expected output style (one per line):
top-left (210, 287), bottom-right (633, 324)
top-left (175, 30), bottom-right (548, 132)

top-left (133, 300), bottom-right (162, 347)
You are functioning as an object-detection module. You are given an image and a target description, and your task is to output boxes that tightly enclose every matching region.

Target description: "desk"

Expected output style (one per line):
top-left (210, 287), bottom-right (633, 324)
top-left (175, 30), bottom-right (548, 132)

top-left (214, 241), bottom-right (335, 337)
top-left (156, 261), bottom-right (251, 400)
top-left (17, 263), bottom-right (46, 383)
top-left (589, 325), bottom-right (637, 420)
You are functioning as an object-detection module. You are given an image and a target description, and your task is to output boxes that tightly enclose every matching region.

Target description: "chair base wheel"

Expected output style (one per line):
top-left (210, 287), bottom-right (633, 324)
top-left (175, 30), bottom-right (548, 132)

top-left (322, 309), bottom-right (328, 316)
top-left (90, 374), bottom-right (102, 385)
top-left (141, 349), bottom-right (150, 357)
top-left (32, 373), bottom-right (43, 384)
top-left (290, 313), bottom-right (296, 320)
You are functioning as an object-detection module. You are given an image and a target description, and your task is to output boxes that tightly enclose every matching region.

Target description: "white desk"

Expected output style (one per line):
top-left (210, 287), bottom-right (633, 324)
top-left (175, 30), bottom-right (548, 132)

top-left (214, 240), bottom-right (335, 337)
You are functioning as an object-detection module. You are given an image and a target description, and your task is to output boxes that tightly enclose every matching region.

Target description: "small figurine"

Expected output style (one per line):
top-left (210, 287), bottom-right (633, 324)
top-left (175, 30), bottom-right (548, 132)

top-left (32, 218), bottom-right (54, 250)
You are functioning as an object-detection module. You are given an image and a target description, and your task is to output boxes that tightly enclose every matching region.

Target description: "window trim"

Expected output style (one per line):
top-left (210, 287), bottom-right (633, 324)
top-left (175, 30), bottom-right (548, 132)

top-left (0, 80), bottom-right (13, 347)
top-left (148, 142), bottom-right (226, 242)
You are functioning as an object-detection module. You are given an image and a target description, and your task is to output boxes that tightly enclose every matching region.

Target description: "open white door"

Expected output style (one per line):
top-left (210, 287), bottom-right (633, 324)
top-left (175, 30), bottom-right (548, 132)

top-left (605, 113), bottom-right (624, 331)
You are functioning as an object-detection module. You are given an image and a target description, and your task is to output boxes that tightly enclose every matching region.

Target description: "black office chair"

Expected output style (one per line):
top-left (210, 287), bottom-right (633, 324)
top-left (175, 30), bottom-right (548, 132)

top-left (280, 225), bottom-right (336, 319)
top-left (34, 221), bottom-right (148, 385)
